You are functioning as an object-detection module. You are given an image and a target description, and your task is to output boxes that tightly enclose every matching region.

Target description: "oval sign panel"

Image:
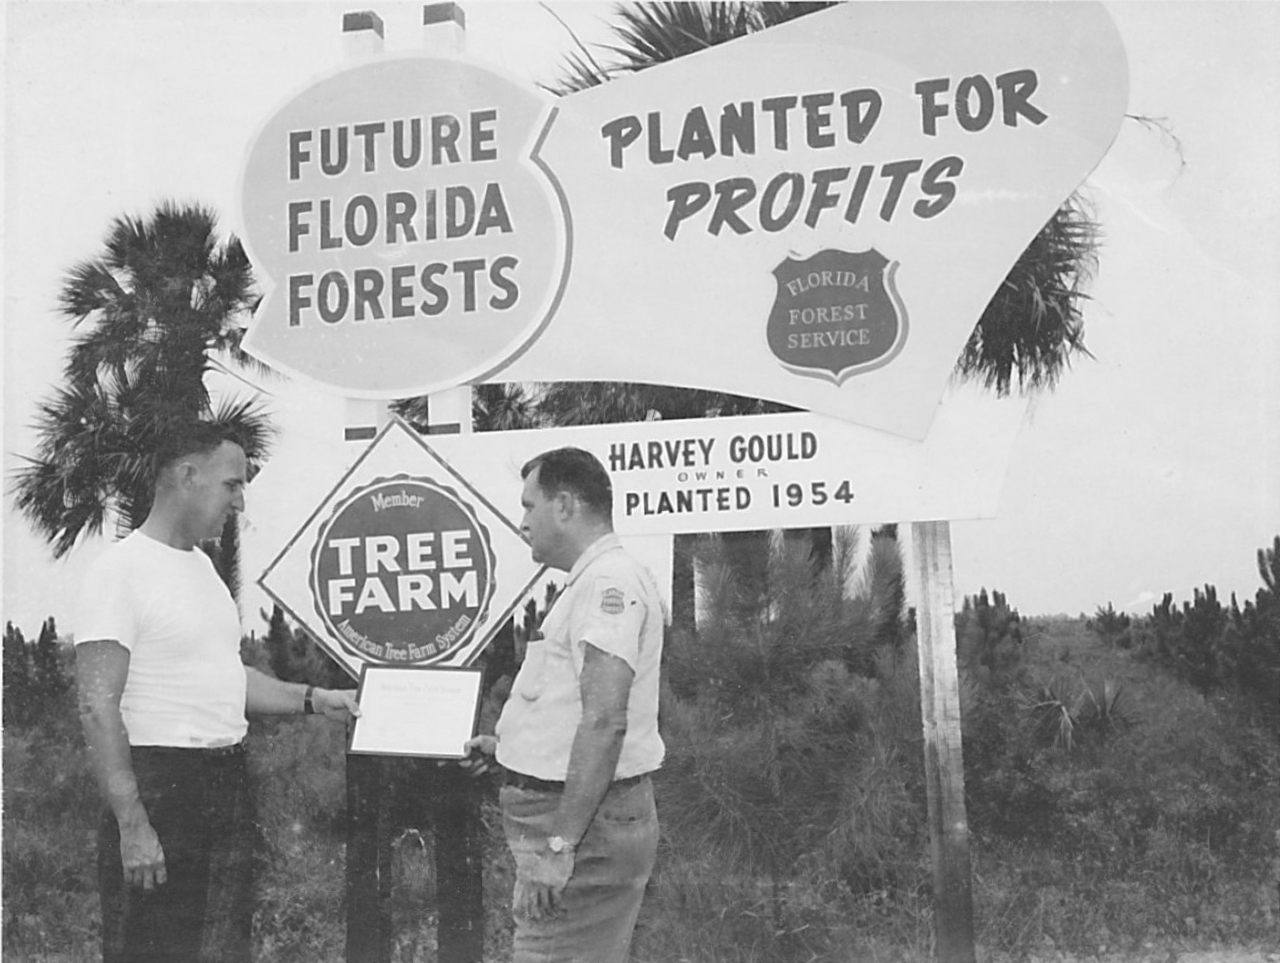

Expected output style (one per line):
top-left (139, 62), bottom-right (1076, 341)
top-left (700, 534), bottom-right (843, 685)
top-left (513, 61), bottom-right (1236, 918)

top-left (239, 56), bottom-right (570, 398)
top-left (308, 475), bottom-right (497, 666)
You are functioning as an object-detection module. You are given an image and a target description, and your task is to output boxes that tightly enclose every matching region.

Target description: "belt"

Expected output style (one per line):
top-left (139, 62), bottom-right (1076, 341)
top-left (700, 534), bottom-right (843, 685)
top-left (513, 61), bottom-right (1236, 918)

top-left (136, 742), bottom-right (245, 758)
top-left (504, 770), bottom-right (651, 793)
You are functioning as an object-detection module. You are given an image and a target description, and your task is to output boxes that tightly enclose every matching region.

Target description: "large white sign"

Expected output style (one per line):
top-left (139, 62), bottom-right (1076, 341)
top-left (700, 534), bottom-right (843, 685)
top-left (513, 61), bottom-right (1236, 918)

top-left (240, 2), bottom-right (1127, 440)
top-left (239, 56), bottom-right (568, 399)
top-left (420, 388), bottom-right (1027, 534)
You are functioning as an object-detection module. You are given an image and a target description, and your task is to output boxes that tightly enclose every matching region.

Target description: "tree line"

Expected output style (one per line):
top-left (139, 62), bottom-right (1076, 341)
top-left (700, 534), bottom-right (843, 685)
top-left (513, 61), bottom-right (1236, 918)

top-left (1090, 535), bottom-right (1280, 725)
top-left (3, 617), bottom-right (71, 727)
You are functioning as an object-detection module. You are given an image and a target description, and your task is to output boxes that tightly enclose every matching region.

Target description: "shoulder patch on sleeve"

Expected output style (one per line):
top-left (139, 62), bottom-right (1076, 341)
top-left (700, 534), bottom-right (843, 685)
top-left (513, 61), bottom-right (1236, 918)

top-left (599, 586), bottom-right (626, 615)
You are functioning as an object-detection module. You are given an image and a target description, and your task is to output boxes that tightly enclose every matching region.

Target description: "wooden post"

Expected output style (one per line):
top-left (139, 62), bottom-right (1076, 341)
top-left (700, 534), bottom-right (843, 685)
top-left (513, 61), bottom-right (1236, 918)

top-left (403, 14), bottom-right (484, 963)
top-left (337, 7), bottom-right (479, 959)
top-left (345, 753), bottom-right (394, 963)
top-left (428, 763), bottom-right (485, 962)
top-left (911, 520), bottom-right (976, 963)
top-left (336, 15), bottom-right (395, 963)
top-left (340, 9), bottom-right (391, 441)
top-left (420, 8), bottom-right (484, 954)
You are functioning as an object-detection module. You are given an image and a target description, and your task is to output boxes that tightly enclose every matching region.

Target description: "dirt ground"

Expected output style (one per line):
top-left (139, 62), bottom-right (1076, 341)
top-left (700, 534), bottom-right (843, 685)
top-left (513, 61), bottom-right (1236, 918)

top-left (1019, 948), bottom-right (1279, 963)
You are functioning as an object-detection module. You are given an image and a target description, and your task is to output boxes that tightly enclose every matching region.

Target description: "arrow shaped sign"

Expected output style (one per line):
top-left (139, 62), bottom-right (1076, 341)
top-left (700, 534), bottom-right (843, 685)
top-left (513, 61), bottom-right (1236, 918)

top-left (239, 2), bottom-right (1127, 439)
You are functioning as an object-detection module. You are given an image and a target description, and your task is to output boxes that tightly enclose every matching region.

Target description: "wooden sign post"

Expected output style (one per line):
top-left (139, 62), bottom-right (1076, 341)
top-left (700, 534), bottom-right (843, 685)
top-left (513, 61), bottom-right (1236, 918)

top-left (338, 13), bottom-right (395, 959)
top-left (337, 10), bottom-right (482, 963)
top-left (913, 521), bottom-right (976, 962)
top-left (338, 15), bottom-right (395, 961)
top-left (392, 7), bottom-right (486, 957)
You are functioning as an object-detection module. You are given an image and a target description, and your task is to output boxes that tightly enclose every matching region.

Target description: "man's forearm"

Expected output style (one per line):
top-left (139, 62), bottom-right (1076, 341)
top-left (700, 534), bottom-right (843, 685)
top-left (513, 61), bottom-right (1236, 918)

top-left (79, 703), bottom-right (148, 828)
top-left (244, 667), bottom-right (309, 715)
top-left (244, 668), bottom-right (360, 721)
top-left (75, 641), bottom-right (148, 829)
top-left (550, 642), bottom-right (635, 845)
top-left (552, 715), bottom-right (626, 845)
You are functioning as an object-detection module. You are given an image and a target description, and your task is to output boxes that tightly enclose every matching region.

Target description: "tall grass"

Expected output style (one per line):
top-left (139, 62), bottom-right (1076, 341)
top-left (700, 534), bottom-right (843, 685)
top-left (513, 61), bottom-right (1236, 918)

top-left (2, 688), bottom-right (101, 962)
top-left (5, 604), bottom-right (1279, 960)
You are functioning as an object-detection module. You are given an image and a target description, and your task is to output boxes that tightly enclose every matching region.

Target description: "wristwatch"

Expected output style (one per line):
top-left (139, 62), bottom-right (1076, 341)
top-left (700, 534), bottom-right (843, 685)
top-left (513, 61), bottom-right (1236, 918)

top-left (547, 835), bottom-right (575, 855)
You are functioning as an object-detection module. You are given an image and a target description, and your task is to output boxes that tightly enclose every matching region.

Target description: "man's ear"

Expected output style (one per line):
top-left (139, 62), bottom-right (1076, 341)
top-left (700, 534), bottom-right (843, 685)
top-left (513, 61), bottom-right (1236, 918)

top-left (553, 490), bottom-right (575, 521)
top-left (175, 459), bottom-right (200, 490)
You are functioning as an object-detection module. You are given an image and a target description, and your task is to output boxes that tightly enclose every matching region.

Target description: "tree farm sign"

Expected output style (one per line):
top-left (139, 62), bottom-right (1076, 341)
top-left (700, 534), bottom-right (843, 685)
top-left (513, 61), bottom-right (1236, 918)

top-left (250, 387), bottom-right (1023, 678)
top-left (259, 419), bottom-right (546, 679)
top-left (239, 1), bottom-right (1128, 441)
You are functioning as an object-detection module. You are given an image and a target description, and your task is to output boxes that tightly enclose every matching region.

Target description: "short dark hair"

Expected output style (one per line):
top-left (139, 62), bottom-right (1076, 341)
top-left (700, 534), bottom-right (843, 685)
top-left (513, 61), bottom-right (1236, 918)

top-left (152, 420), bottom-right (246, 478)
top-left (522, 447), bottom-right (612, 519)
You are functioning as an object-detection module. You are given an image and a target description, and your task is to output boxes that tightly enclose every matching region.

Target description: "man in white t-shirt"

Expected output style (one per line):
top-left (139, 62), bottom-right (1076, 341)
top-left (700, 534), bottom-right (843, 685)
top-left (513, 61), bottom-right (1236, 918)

top-left (74, 420), bottom-right (359, 963)
top-left (463, 447), bottom-right (665, 963)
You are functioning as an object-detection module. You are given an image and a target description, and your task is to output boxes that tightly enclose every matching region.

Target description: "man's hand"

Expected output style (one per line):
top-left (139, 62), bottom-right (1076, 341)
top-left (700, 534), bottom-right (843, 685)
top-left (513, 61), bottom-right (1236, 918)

top-left (120, 818), bottom-right (167, 890)
top-left (312, 687), bottom-right (361, 722)
top-left (455, 734), bottom-right (498, 778)
top-left (513, 850), bottom-right (574, 921)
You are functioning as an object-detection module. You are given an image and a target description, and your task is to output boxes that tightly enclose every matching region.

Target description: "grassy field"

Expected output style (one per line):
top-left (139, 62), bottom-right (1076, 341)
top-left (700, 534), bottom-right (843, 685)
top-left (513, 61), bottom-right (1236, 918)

top-left (4, 617), bottom-right (1278, 962)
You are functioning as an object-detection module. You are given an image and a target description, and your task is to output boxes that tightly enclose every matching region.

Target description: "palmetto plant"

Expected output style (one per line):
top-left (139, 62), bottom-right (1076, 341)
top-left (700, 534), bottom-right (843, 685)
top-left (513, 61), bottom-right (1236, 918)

top-left (1024, 675), bottom-right (1126, 753)
top-left (12, 202), bottom-right (273, 589)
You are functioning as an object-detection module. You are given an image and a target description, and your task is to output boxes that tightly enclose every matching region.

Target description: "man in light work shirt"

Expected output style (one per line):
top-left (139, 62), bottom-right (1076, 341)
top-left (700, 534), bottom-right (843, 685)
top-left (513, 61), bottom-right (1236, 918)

top-left (74, 420), bottom-right (359, 963)
top-left (464, 446), bottom-right (665, 963)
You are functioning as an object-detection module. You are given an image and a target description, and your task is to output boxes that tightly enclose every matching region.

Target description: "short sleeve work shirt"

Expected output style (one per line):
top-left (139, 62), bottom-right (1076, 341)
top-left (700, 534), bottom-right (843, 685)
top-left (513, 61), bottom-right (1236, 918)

top-left (496, 534), bottom-right (665, 781)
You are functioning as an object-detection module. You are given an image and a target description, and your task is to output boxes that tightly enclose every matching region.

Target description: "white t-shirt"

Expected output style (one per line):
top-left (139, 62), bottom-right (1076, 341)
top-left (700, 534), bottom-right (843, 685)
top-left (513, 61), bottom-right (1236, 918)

top-left (74, 531), bottom-right (247, 748)
top-left (496, 533), bottom-right (666, 781)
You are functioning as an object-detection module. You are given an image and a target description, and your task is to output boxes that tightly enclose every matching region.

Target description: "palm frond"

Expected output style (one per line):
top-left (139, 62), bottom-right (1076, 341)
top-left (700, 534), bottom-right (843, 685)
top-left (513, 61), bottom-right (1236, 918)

top-left (954, 192), bottom-right (1100, 394)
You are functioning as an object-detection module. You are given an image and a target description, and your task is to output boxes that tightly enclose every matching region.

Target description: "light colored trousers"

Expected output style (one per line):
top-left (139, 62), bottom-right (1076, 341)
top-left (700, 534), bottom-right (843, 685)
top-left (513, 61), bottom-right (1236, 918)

top-left (501, 777), bottom-right (659, 963)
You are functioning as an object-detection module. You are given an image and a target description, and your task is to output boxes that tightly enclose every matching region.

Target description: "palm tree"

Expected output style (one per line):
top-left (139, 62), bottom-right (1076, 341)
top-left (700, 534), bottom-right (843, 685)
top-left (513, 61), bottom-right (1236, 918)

top-left (12, 201), bottom-right (273, 590)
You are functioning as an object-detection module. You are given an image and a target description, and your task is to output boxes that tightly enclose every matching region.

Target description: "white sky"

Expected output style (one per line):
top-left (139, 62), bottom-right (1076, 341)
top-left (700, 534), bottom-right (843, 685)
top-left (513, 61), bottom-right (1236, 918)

top-left (3, 1), bottom-right (1278, 636)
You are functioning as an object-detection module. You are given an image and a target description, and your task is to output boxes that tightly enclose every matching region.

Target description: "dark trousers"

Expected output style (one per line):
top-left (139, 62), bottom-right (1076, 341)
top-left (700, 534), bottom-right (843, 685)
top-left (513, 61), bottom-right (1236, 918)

top-left (98, 744), bottom-right (257, 963)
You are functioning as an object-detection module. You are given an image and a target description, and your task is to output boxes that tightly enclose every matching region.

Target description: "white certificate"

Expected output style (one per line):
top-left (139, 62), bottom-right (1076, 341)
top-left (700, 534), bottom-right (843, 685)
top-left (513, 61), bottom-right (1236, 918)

top-left (348, 665), bottom-right (483, 758)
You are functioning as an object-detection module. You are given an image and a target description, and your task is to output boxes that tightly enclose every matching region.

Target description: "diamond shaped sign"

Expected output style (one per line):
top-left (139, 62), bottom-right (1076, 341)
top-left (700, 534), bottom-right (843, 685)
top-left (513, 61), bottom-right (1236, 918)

top-left (259, 419), bottom-right (544, 677)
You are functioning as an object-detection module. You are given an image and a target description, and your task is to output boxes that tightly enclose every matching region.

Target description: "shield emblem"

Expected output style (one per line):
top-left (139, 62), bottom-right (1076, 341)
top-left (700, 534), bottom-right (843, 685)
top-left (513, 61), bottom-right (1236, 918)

top-left (766, 249), bottom-right (908, 385)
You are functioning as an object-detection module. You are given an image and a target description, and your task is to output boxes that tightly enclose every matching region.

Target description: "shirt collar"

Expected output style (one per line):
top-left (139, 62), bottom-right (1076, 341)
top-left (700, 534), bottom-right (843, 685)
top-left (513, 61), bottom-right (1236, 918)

top-left (562, 532), bottom-right (623, 589)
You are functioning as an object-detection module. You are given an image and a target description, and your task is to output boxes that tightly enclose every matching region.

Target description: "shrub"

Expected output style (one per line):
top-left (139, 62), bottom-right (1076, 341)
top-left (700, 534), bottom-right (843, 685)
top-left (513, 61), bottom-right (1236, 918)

top-left (2, 691), bottom-right (100, 960)
top-left (4, 617), bottom-right (74, 728)
top-left (657, 526), bottom-right (922, 944)
top-left (1089, 602), bottom-right (1132, 647)
top-left (260, 604), bottom-right (353, 689)
top-left (3, 621), bottom-right (36, 726)
top-left (956, 588), bottom-right (1024, 684)
top-left (1022, 675), bottom-right (1129, 755)
top-left (1135, 537), bottom-right (1280, 725)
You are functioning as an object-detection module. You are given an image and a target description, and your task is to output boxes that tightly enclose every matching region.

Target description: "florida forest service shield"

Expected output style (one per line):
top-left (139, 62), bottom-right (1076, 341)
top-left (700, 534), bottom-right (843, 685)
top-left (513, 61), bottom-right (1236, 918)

top-left (766, 249), bottom-right (908, 385)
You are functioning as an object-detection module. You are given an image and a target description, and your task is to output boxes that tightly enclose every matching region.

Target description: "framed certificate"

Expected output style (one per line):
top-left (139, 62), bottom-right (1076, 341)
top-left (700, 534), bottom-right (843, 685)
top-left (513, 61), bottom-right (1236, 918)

top-left (347, 664), bottom-right (484, 759)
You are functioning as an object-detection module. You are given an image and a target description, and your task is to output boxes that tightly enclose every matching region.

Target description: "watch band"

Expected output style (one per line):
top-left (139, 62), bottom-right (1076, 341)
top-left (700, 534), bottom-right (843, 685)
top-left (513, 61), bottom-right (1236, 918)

top-left (303, 685), bottom-right (316, 715)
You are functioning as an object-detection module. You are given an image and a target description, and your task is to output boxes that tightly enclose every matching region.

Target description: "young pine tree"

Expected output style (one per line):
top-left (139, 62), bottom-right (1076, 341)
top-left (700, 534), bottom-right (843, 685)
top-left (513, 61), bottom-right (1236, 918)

top-left (659, 527), bottom-right (914, 926)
